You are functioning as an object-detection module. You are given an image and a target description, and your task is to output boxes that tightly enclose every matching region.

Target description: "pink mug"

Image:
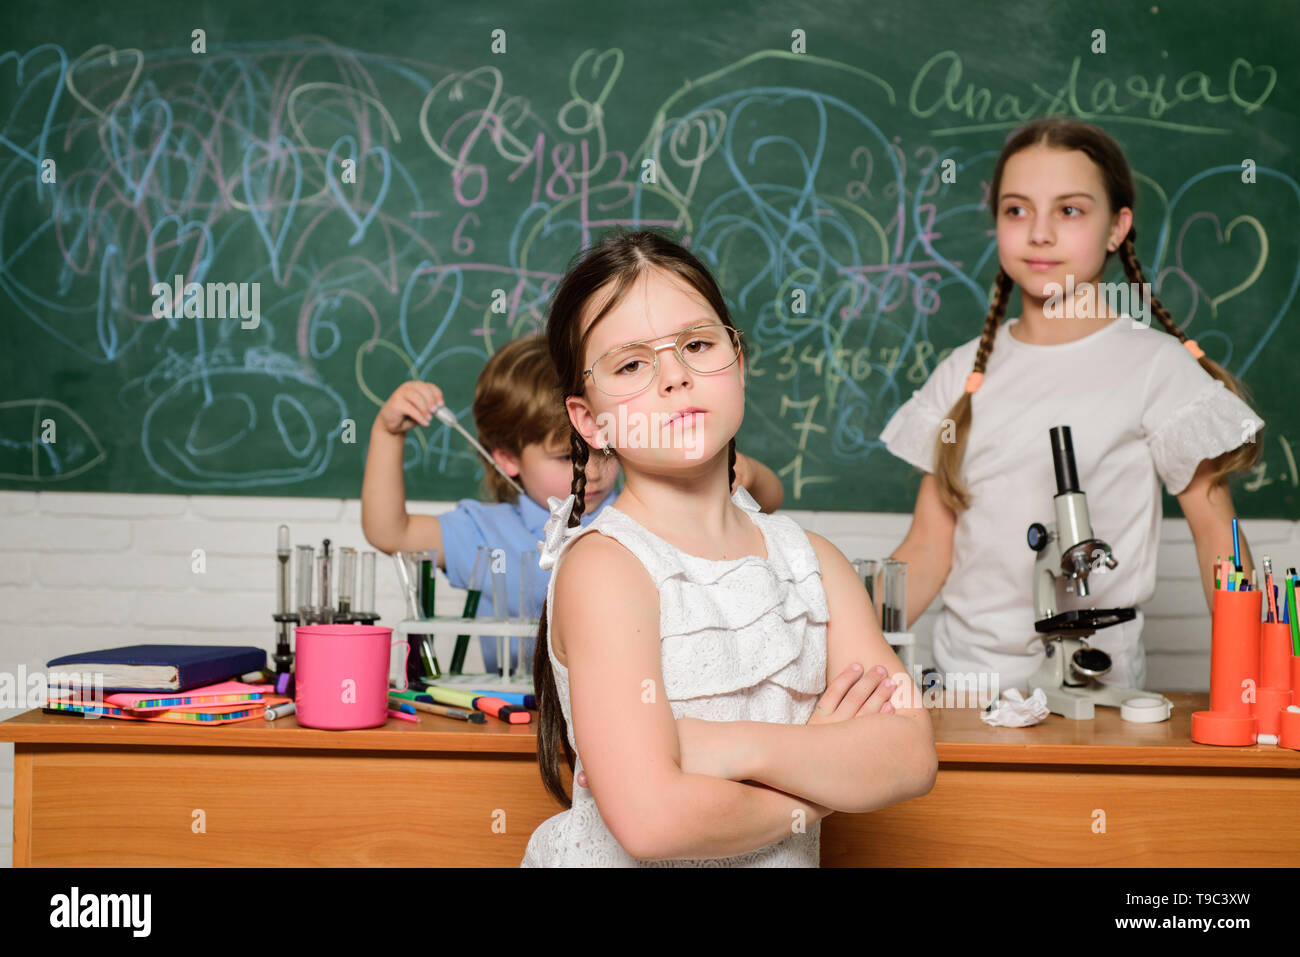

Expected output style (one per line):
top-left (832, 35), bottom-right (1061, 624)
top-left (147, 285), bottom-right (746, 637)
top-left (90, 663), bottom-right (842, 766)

top-left (294, 625), bottom-right (408, 730)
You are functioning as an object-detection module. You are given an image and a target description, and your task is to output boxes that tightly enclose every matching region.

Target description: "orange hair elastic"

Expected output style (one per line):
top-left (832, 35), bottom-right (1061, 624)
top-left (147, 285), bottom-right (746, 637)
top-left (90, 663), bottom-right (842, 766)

top-left (1184, 339), bottom-right (1205, 360)
top-left (965, 372), bottom-right (984, 394)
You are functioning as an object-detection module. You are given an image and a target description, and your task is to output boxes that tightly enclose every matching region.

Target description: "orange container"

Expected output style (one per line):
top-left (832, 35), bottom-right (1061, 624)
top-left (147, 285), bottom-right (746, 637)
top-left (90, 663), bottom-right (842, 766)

top-left (1192, 589), bottom-right (1261, 746)
top-left (1280, 708), bottom-right (1300, 752)
top-left (1260, 622), bottom-right (1293, 689)
top-left (1208, 589), bottom-right (1260, 716)
top-left (1255, 688), bottom-right (1292, 737)
top-left (1293, 655), bottom-right (1300, 696)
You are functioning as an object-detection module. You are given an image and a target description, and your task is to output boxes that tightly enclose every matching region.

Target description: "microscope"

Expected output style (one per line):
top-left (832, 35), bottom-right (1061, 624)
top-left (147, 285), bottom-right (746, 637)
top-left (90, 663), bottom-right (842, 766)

top-left (1022, 426), bottom-right (1171, 720)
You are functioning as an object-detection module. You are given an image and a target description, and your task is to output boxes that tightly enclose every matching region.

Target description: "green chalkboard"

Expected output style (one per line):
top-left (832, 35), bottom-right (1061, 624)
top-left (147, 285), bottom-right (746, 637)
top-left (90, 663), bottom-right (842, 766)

top-left (2, 0), bottom-right (1297, 516)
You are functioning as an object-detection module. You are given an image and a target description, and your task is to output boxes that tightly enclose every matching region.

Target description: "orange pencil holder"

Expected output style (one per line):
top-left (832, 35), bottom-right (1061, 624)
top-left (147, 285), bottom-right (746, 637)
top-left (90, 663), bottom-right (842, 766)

top-left (1256, 623), bottom-right (1295, 737)
top-left (1280, 656), bottom-right (1300, 751)
top-left (1191, 588), bottom-right (1260, 746)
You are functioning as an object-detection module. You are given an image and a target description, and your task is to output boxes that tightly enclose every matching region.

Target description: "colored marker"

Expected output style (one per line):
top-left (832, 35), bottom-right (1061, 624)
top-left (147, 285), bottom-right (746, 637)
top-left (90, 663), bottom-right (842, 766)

top-left (1264, 558), bottom-right (1277, 622)
top-left (1232, 517), bottom-right (1240, 568)
top-left (422, 684), bottom-right (530, 723)
top-left (390, 689), bottom-right (485, 722)
top-left (1287, 573), bottom-right (1299, 656)
top-left (387, 708), bottom-right (419, 723)
top-left (471, 690), bottom-right (537, 709)
top-left (265, 701), bottom-right (296, 721)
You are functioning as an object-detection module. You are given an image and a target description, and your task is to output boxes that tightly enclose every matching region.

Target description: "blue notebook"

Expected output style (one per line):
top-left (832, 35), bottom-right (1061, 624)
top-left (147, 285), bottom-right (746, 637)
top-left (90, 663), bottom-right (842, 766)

top-left (46, 645), bottom-right (267, 692)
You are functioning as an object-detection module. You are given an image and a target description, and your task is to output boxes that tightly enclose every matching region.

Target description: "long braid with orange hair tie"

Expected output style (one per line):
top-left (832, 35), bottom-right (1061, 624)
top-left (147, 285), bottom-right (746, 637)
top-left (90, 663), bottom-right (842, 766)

top-left (1116, 230), bottom-right (1205, 361)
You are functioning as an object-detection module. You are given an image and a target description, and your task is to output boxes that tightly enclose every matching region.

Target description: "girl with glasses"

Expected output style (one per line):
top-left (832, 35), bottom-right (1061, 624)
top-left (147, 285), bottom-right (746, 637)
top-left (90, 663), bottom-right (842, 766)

top-left (522, 229), bottom-right (936, 867)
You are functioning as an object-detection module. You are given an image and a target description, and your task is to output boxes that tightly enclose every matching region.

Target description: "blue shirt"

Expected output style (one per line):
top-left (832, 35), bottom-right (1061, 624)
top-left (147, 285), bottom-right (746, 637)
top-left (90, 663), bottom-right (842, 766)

top-left (436, 476), bottom-right (622, 671)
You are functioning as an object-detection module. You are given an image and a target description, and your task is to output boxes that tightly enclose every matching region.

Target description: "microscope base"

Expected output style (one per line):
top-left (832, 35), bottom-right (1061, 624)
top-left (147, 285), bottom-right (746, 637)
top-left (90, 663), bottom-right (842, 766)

top-left (1025, 636), bottom-right (1172, 721)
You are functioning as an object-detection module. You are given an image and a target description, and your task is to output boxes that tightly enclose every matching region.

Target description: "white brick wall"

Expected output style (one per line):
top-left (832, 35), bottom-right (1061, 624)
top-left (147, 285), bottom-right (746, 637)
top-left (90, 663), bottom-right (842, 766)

top-left (0, 489), bottom-right (1296, 868)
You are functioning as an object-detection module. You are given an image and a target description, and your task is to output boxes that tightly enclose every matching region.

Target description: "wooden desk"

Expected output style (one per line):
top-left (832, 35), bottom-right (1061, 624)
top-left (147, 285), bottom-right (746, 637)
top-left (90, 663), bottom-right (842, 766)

top-left (3, 692), bottom-right (1297, 866)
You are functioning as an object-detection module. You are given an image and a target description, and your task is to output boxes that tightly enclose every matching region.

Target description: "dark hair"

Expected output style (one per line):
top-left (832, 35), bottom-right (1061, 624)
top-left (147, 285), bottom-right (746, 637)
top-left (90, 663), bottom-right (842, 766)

top-left (932, 117), bottom-right (1262, 513)
top-left (532, 228), bottom-right (749, 809)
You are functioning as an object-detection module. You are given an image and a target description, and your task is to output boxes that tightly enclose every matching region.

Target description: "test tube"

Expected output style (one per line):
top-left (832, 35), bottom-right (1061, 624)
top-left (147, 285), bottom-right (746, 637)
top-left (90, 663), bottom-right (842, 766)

top-left (392, 552), bottom-right (419, 620)
top-left (517, 551), bottom-right (540, 680)
top-left (419, 549), bottom-right (437, 618)
top-left (492, 554), bottom-right (508, 678)
top-left (853, 559), bottom-right (880, 606)
top-left (879, 559), bottom-right (907, 633)
top-left (337, 546), bottom-right (356, 617)
top-left (317, 540), bottom-right (334, 624)
top-left (520, 550), bottom-right (541, 621)
top-left (295, 544), bottom-right (315, 619)
top-left (318, 538), bottom-right (332, 621)
top-left (412, 550), bottom-right (439, 683)
top-left (276, 525), bottom-right (291, 615)
top-left (358, 551), bottom-right (376, 617)
top-left (451, 546), bottom-right (490, 675)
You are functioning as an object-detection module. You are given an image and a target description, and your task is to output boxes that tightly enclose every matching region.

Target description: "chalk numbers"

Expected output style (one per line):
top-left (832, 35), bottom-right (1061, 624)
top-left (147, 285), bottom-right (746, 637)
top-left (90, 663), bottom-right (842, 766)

top-left (749, 340), bottom-right (951, 385)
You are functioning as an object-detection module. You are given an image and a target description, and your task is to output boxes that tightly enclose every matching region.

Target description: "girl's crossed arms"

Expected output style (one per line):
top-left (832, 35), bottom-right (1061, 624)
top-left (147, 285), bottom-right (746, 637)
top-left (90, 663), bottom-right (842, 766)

top-left (559, 526), bottom-right (938, 862)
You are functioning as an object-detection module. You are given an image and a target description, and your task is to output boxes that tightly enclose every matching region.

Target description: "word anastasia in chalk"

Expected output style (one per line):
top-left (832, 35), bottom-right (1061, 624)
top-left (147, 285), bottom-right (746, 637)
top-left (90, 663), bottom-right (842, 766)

top-left (49, 887), bottom-right (151, 937)
top-left (151, 274), bottom-right (261, 329)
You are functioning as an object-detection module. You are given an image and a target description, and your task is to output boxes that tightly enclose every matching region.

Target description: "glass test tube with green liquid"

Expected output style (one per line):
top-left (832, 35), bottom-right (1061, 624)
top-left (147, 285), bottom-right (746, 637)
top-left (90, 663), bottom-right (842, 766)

top-left (409, 549), bottom-right (440, 683)
top-left (451, 546), bottom-right (490, 675)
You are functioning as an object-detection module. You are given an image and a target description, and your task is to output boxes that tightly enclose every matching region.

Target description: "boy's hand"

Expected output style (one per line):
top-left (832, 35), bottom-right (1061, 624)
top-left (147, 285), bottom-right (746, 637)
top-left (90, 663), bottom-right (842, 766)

top-left (807, 664), bottom-right (895, 725)
top-left (377, 381), bottom-right (444, 435)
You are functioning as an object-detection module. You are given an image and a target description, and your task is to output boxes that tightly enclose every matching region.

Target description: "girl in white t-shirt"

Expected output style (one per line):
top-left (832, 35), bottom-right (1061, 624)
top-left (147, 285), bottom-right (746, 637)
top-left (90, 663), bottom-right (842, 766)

top-left (881, 118), bottom-right (1266, 695)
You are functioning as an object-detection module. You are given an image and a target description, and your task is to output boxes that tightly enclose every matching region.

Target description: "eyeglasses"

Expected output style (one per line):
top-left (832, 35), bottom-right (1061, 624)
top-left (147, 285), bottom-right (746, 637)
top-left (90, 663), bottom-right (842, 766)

top-left (583, 322), bottom-right (743, 397)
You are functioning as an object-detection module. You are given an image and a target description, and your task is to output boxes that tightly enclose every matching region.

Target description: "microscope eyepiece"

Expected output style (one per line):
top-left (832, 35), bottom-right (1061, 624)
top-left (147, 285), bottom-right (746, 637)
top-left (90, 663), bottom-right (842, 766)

top-left (1050, 426), bottom-right (1081, 494)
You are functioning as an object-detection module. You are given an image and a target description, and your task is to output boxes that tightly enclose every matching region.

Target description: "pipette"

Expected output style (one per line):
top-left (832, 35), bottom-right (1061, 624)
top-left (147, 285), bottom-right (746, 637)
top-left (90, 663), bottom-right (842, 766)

top-left (432, 404), bottom-right (527, 496)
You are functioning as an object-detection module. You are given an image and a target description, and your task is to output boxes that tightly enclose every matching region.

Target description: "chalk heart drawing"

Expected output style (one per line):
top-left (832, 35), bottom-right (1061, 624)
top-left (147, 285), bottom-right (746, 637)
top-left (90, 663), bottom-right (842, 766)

top-left (106, 93), bottom-right (172, 204)
top-left (1176, 212), bottom-right (1267, 317)
top-left (146, 215), bottom-right (212, 300)
top-left (0, 45), bottom-right (67, 174)
top-left (241, 135), bottom-right (302, 282)
top-left (63, 44), bottom-right (144, 119)
top-left (324, 135), bottom-right (391, 245)
top-left (1228, 58), bottom-right (1277, 114)
top-left (400, 265), bottom-right (463, 375)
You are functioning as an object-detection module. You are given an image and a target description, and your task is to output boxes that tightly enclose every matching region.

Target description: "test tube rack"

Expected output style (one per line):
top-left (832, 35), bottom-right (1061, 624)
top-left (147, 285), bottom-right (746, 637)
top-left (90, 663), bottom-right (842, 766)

top-left (391, 616), bottom-right (540, 693)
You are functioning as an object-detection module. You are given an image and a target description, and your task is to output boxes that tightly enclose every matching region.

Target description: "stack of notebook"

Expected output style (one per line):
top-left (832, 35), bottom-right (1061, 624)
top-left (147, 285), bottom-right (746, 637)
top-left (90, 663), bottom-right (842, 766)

top-left (46, 680), bottom-right (290, 724)
top-left (44, 645), bottom-right (282, 725)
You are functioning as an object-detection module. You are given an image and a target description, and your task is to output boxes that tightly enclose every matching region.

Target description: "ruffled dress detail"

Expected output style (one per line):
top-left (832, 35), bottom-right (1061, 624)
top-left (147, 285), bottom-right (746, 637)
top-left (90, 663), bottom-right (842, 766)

top-left (521, 486), bottom-right (829, 867)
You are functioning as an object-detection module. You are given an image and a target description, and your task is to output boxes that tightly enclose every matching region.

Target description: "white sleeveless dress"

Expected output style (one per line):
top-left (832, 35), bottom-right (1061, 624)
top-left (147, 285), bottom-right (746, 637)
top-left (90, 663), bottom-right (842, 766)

top-left (520, 486), bottom-right (829, 867)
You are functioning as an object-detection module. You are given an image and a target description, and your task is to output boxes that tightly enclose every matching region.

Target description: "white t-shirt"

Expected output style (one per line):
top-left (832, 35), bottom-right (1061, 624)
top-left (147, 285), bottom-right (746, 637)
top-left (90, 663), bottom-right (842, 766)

top-left (879, 315), bottom-right (1265, 694)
